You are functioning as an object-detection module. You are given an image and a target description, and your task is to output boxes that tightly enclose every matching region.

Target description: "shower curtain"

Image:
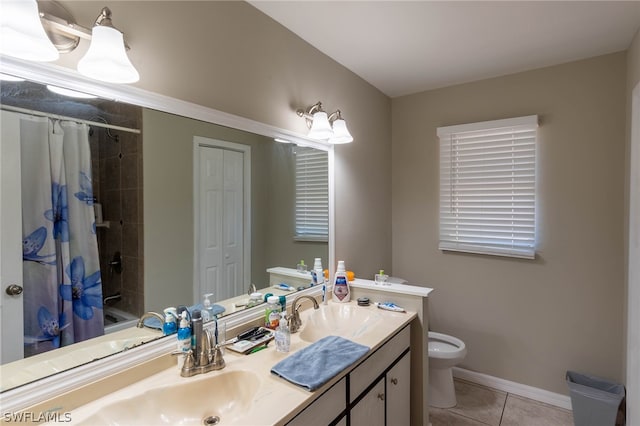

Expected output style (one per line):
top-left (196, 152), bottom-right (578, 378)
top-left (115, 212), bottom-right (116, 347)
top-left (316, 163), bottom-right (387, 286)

top-left (18, 113), bottom-right (104, 357)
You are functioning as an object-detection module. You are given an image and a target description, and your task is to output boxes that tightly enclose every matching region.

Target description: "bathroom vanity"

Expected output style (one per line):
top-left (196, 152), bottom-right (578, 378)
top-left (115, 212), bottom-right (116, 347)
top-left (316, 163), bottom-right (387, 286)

top-left (27, 300), bottom-right (415, 425)
top-left (288, 325), bottom-right (411, 426)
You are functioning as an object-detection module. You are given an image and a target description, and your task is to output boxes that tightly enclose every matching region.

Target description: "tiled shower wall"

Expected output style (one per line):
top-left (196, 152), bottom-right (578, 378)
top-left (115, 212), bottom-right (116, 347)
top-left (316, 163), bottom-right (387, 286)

top-left (91, 109), bottom-right (144, 317)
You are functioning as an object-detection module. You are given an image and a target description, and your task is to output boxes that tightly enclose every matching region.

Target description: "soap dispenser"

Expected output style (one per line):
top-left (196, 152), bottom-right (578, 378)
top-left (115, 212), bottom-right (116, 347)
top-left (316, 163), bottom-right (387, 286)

top-left (332, 260), bottom-right (350, 302)
top-left (177, 311), bottom-right (191, 353)
top-left (202, 293), bottom-right (215, 323)
top-left (275, 312), bottom-right (290, 353)
top-left (297, 259), bottom-right (307, 272)
top-left (162, 307), bottom-right (177, 335)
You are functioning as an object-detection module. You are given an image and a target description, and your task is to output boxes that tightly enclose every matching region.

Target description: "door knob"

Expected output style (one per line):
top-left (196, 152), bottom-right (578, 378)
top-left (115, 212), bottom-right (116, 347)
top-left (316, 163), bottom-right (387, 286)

top-left (377, 393), bottom-right (385, 401)
top-left (391, 378), bottom-right (398, 385)
top-left (5, 284), bottom-right (23, 296)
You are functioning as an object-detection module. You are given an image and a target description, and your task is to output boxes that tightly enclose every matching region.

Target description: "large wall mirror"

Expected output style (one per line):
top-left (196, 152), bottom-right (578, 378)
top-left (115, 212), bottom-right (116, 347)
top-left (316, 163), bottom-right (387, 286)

top-left (0, 63), bottom-right (332, 394)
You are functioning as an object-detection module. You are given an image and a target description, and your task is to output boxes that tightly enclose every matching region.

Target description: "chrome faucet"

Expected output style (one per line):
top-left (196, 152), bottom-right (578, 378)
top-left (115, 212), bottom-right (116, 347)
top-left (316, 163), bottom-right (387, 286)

top-left (136, 311), bottom-right (164, 329)
top-left (172, 328), bottom-right (232, 377)
top-left (289, 295), bottom-right (319, 333)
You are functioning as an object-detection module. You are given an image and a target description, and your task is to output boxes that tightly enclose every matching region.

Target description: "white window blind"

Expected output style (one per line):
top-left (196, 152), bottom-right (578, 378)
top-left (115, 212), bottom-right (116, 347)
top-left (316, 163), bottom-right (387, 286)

top-left (438, 115), bottom-right (538, 259)
top-left (295, 146), bottom-right (329, 241)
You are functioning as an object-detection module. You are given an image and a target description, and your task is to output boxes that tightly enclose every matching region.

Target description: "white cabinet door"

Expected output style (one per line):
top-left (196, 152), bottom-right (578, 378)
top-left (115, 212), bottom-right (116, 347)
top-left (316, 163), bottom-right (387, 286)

top-left (351, 378), bottom-right (385, 426)
top-left (287, 377), bottom-right (346, 426)
top-left (386, 351), bottom-right (411, 426)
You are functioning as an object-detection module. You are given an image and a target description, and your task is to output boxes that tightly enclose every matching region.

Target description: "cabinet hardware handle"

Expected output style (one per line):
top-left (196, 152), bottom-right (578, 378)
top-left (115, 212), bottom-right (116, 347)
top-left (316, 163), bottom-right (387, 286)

top-left (391, 378), bottom-right (398, 385)
top-left (377, 393), bottom-right (385, 401)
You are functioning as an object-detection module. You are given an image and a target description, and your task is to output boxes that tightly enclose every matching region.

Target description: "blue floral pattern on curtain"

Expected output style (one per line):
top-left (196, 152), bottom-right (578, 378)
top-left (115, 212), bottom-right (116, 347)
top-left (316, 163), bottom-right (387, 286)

top-left (20, 116), bottom-right (104, 357)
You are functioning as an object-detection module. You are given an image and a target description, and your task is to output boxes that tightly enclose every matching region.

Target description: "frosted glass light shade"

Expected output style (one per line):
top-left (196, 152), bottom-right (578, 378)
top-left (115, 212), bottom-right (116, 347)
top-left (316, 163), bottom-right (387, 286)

top-left (329, 119), bottom-right (353, 144)
top-left (77, 26), bottom-right (139, 84)
top-left (307, 111), bottom-right (333, 140)
top-left (0, 0), bottom-right (59, 61)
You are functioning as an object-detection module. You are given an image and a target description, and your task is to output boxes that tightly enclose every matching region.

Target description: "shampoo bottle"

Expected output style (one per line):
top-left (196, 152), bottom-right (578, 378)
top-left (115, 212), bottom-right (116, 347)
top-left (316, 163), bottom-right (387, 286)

top-left (177, 311), bottom-right (191, 353)
top-left (332, 260), bottom-right (350, 302)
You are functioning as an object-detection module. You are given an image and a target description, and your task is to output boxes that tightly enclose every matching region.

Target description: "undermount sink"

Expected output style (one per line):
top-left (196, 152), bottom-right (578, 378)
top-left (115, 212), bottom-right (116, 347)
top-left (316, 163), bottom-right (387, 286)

top-left (77, 370), bottom-right (260, 425)
top-left (299, 303), bottom-right (383, 343)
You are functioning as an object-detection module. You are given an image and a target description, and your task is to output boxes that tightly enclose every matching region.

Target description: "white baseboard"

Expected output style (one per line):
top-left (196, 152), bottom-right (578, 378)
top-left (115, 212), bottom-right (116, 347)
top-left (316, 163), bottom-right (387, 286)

top-left (452, 367), bottom-right (572, 411)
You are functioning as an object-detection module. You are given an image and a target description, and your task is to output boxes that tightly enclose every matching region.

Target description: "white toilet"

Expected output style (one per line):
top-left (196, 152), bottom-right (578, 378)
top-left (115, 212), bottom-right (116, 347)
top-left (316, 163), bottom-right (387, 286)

top-left (428, 331), bottom-right (467, 408)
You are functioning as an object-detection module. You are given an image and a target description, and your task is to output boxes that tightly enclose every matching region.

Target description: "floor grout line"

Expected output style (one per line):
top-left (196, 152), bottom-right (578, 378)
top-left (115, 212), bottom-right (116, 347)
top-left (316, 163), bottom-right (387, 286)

top-left (441, 381), bottom-right (574, 426)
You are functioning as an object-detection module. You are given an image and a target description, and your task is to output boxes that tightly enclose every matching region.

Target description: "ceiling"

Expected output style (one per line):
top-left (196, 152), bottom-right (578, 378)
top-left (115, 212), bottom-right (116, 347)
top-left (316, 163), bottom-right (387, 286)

top-left (249, 1), bottom-right (640, 98)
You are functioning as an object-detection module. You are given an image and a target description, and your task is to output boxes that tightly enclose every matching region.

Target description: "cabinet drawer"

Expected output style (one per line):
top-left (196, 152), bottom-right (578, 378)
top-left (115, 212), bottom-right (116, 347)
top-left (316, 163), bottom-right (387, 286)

top-left (349, 326), bottom-right (410, 402)
top-left (287, 377), bottom-right (346, 426)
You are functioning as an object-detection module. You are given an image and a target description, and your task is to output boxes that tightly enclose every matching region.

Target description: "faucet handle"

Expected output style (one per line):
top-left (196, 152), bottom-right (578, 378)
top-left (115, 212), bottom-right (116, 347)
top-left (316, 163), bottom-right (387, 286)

top-left (171, 350), bottom-right (195, 376)
top-left (211, 345), bottom-right (226, 370)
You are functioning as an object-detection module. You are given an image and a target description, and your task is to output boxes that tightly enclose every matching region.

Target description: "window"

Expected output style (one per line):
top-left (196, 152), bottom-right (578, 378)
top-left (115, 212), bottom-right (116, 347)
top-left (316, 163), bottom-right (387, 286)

top-left (438, 115), bottom-right (538, 259)
top-left (295, 146), bottom-right (329, 241)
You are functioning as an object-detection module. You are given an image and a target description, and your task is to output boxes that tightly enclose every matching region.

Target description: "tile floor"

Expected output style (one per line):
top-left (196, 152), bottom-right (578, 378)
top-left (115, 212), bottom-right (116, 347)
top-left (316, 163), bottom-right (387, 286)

top-left (430, 379), bottom-right (574, 426)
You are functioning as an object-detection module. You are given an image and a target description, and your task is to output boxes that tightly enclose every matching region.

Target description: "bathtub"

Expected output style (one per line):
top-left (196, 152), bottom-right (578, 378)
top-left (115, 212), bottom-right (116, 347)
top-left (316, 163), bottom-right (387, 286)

top-left (103, 306), bottom-right (138, 334)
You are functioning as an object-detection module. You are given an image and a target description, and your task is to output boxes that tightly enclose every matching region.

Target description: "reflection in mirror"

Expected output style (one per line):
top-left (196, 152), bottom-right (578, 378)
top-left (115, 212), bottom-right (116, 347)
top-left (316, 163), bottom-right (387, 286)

top-left (0, 78), bottom-right (328, 392)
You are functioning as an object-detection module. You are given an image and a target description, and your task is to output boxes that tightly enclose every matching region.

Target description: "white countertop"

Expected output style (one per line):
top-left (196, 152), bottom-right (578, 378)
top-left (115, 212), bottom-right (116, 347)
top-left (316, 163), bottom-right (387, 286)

top-left (48, 300), bottom-right (416, 425)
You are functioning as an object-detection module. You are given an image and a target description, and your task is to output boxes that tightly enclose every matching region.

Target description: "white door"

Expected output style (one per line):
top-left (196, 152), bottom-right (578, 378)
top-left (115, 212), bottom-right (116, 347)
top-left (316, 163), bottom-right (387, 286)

top-left (222, 149), bottom-right (244, 299)
top-left (0, 111), bottom-right (25, 363)
top-left (195, 137), bottom-right (251, 302)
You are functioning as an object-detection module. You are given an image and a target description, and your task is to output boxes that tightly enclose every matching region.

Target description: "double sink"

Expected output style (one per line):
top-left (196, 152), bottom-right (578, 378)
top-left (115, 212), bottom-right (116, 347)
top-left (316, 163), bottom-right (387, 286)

top-left (53, 302), bottom-right (409, 425)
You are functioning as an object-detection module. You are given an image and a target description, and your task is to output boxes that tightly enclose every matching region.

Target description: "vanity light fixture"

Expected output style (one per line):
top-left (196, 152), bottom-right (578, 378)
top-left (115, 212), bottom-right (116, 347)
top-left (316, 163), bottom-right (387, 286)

top-left (0, 0), bottom-right (59, 61)
top-left (297, 102), bottom-right (353, 144)
top-left (0, 1), bottom-right (139, 84)
top-left (77, 7), bottom-right (139, 84)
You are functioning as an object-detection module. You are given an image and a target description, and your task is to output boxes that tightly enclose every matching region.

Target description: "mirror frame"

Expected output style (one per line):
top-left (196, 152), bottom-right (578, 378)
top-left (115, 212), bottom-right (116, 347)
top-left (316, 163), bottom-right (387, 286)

top-left (0, 56), bottom-right (335, 412)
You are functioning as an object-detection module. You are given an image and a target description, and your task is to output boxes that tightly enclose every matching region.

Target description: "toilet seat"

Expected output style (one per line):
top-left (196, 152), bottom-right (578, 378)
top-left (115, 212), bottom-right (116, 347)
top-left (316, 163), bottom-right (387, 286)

top-left (428, 332), bottom-right (466, 359)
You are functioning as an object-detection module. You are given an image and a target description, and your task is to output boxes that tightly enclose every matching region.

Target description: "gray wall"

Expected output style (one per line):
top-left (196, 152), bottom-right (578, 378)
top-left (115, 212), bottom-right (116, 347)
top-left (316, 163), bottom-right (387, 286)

top-left (143, 109), bottom-right (327, 312)
top-left (391, 53), bottom-right (627, 395)
top-left (50, 0), bottom-right (635, 398)
top-left (56, 1), bottom-right (392, 281)
top-left (625, 28), bottom-right (640, 422)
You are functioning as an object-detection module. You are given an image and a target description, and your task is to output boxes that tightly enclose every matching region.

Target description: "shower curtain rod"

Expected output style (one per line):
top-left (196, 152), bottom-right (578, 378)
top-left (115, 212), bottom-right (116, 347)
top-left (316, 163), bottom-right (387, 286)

top-left (0, 104), bottom-right (141, 135)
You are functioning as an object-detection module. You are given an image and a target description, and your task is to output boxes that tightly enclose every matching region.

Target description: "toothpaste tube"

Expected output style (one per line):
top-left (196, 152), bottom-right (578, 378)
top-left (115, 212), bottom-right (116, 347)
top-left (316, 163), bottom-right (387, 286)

top-left (274, 283), bottom-right (296, 291)
top-left (375, 302), bottom-right (406, 313)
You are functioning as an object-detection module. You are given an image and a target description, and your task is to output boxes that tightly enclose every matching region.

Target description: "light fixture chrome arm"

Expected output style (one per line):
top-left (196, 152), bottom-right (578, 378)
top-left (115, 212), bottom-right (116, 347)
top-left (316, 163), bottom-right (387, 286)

top-left (296, 101), bottom-right (324, 126)
top-left (327, 109), bottom-right (344, 124)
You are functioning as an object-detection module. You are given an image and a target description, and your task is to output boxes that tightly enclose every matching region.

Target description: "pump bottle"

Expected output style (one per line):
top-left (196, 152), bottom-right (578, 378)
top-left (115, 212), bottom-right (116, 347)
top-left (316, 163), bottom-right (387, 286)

top-left (177, 311), bottom-right (191, 352)
top-left (162, 307), bottom-right (177, 335)
top-left (202, 293), bottom-right (215, 323)
top-left (275, 312), bottom-right (290, 353)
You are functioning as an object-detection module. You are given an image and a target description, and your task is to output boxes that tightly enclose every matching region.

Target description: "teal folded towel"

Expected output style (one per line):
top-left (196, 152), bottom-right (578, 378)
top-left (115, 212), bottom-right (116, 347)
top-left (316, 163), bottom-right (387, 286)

top-left (271, 335), bottom-right (370, 391)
